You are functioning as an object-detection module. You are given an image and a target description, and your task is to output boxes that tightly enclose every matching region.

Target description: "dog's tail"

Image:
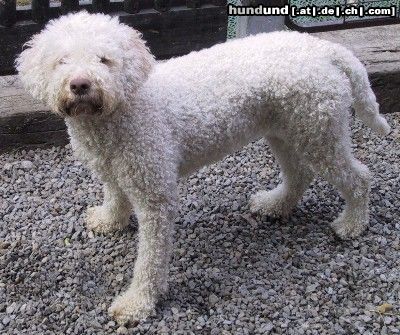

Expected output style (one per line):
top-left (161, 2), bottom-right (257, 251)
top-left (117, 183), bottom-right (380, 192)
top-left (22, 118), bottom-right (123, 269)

top-left (333, 47), bottom-right (391, 136)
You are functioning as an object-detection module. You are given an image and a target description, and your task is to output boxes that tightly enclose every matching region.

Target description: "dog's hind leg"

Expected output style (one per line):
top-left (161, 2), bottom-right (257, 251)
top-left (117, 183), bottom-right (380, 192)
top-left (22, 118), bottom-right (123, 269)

top-left (86, 181), bottom-right (132, 234)
top-left (250, 136), bottom-right (314, 217)
top-left (308, 142), bottom-right (371, 239)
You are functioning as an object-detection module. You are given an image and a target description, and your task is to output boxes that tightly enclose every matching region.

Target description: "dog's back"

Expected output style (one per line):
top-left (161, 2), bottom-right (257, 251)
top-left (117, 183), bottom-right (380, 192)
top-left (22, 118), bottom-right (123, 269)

top-left (142, 32), bottom-right (353, 173)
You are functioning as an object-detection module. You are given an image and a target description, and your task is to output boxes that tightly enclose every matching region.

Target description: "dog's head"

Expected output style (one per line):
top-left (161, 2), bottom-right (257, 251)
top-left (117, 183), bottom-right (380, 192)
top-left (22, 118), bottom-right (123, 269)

top-left (16, 11), bottom-right (154, 117)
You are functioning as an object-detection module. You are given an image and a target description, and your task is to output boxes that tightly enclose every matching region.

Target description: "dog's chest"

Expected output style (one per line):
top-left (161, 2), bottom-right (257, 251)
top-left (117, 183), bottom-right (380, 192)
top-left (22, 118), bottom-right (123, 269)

top-left (67, 120), bottom-right (116, 175)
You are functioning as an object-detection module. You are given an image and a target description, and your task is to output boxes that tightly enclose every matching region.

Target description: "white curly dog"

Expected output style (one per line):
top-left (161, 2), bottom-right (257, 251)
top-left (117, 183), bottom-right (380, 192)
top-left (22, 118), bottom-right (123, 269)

top-left (17, 11), bottom-right (391, 324)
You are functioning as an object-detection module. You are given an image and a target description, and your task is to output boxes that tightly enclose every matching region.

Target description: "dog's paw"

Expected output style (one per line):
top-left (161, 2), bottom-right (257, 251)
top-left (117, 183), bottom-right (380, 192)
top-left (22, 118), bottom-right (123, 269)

top-left (109, 291), bottom-right (156, 325)
top-left (86, 206), bottom-right (129, 234)
top-left (249, 188), bottom-right (293, 218)
top-left (330, 211), bottom-right (367, 240)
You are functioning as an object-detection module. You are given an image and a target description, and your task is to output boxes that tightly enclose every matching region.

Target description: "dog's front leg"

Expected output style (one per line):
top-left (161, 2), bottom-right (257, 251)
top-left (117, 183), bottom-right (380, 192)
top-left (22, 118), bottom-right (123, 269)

top-left (86, 181), bottom-right (132, 234)
top-left (109, 190), bottom-right (177, 324)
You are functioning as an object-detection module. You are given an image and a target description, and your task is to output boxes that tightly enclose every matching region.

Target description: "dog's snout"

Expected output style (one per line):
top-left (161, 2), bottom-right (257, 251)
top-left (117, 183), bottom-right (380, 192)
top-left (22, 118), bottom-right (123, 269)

top-left (70, 78), bottom-right (91, 95)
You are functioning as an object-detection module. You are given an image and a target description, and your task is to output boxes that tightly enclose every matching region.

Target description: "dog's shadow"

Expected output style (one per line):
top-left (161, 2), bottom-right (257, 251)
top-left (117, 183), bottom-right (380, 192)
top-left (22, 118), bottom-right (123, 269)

top-left (152, 176), bottom-right (353, 319)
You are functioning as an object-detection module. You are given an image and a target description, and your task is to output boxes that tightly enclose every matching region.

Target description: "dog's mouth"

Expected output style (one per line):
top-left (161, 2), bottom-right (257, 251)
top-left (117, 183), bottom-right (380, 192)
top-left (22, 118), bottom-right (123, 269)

top-left (65, 100), bottom-right (103, 116)
top-left (61, 96), bottom-right (103, 117)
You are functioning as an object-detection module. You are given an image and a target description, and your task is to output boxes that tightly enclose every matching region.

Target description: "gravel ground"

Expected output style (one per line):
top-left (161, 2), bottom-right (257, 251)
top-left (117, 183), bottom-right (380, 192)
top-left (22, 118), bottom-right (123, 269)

top-left (1, 113), bottom-right (399, 335)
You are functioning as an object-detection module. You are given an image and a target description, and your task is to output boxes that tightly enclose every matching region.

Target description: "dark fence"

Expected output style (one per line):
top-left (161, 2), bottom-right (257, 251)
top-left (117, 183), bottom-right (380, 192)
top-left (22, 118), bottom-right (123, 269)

top-left (0, 0), bottom-right (228, 75)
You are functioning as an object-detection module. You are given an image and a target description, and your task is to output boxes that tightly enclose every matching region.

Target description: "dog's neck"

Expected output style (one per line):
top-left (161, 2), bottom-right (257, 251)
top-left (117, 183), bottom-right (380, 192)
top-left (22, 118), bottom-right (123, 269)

top-left (65, 112), bottom-right (120, 158)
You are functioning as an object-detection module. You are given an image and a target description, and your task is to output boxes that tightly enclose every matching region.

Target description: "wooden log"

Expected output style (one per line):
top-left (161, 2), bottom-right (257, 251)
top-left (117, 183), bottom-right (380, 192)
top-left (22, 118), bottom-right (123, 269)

top-left (0, 122), bottom-right (69, 152)
top-left (154, 0), bottom-right (170, 12)
top-left (211, 0), bottom-right (225, 6)
top-left (186, 0), bottom-right (201, 9)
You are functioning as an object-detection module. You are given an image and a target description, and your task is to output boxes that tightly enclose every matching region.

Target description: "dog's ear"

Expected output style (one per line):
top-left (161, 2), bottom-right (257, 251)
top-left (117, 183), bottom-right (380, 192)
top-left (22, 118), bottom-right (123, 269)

top-left (121, 27), bottom-right (155, 94)
top-left (15, 32), bottom-right (52, 103)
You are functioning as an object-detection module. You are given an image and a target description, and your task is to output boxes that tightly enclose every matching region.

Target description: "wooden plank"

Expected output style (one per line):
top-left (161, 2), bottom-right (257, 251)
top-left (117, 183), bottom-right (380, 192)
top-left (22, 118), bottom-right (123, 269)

top-left (314, 24), bottom-right (400, 75)
top-left (0, 111), bottom-right (65, 137)
top-left (0, 130), bottom-right (69, 152)
top-left (369, 71), bottom-right (400, 116)
top-left (186, 0), bottom-right (201, 9)
top-left (154, 0), bottom-right (170, 12)
top-left (0, 76), bottom-right (67, 152)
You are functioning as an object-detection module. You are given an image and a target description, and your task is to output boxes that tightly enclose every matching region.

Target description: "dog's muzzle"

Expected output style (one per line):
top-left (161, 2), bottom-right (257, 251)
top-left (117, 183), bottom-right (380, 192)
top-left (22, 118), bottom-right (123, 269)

top-left (57, 76), bottom-right (104, 116)
top-left (59, 86), bottom-right (104, 117)
top-left (63, 98), bottom-right (103, 116)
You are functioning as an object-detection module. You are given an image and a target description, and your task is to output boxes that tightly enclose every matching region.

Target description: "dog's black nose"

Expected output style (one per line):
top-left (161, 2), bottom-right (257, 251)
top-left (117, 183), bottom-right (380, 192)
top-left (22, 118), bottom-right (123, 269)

top-left (70, 78), bottom-right (91, 95)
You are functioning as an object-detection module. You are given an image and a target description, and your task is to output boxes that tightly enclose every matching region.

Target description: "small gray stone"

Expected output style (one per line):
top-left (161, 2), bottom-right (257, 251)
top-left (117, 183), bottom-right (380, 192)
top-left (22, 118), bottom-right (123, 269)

top-left (5, 303), bottom-right (16, 314)
top-left (208, 293), bottom-right (219, 306)
top-left (116, 326), bottom-right (128, 334)
top-left (2, 316), bottom-right (10, 326)
top-left (3, 163), bottom-right (12, 171)
top-left (20, 160), bottom-right (34, 169)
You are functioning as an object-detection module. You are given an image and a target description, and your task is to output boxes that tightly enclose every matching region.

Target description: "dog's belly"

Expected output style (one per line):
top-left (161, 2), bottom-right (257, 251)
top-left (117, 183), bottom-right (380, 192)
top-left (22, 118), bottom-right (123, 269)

top-left (178, 132), bottom-right (262, 176)
top-left (175, 103), bottom-right (275, 176)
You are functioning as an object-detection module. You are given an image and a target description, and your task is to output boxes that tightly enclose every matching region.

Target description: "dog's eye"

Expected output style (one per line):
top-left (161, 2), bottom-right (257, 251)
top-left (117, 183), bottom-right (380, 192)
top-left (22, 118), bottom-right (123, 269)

top-left (54, 57), bottom-right (67, 69)
top-left (99, 56), bottom-right (112, 66)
